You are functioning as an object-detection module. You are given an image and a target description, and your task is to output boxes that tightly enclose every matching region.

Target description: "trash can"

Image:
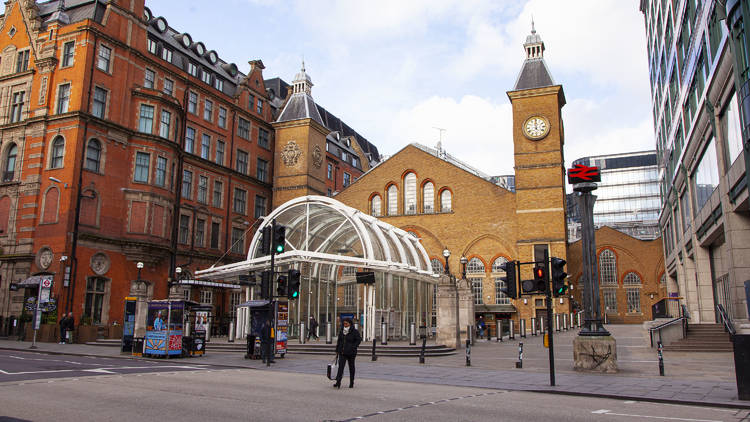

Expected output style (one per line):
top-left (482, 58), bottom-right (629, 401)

top-left (132, 337), bottom-right (144, 357)
top-left (734, 333), bottom-right (750, 401)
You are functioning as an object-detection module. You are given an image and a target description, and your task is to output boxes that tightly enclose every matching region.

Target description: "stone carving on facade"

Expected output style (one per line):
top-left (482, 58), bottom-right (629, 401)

top-left (312, 144), bottom-right (323, 168)
top-left (90, 252), bottom-right (110, 275)
top-left (37, 247), bottom-right (53, 270)
top-left (281, 140), bottom-right (302, 167)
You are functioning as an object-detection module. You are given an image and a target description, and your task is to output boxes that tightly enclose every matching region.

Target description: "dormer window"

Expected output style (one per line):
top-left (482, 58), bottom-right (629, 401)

top-left (161, 48), bottom-right (172, 63)
top-left (207, 51), bottom-right (218, 64)
top-left (201, 70), bottom-right (211, 84)
top-left (147, 38), bottom-right (157, 55)
top-left (188, 62), bottom-right (198, 77)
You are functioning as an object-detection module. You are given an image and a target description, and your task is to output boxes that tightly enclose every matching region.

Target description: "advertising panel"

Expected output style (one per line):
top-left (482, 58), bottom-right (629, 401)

top-left (275, 301), bottom-right (288, 355)
top-left (145, 301), bottom-right (184, 356)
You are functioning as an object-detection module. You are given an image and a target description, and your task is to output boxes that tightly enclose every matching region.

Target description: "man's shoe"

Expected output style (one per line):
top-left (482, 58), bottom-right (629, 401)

top-left (333, 382), bottom-right (341, 389)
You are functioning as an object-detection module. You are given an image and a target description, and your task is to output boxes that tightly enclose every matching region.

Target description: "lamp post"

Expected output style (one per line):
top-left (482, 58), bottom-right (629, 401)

top-left (460, 256), bottom-right (468, 279)
top-left (443, 247), bottom-right (458, 349)
top-left (137, 261), bottom-right (144, 283)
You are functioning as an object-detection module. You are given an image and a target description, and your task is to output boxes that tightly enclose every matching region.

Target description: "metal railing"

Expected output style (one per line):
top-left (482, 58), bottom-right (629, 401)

top-left (648, 307), bottom-right (689, 348)
top-left (717, 304), bottom-right (736, 337)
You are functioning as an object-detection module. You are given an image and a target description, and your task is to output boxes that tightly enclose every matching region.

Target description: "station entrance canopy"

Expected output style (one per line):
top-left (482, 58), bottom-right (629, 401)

top-left (196, 195), bottom-right (434, 281)
top-left (196, 196), bottom-right (438, 341)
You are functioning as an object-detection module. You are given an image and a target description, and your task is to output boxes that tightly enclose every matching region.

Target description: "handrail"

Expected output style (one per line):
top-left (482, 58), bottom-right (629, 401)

top-left (717, 304), bottom-right (736, 337)
top-left (648, 315), bottom-right (687, 347)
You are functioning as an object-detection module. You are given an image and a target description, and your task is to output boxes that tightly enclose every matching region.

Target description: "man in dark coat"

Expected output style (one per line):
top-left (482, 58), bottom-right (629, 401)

top-left (334, 318), bottom-right (362, 388)
top-left (307, 316), bottom-right (319, 341)
top-left (63, 312), bottom-right (75, 344)
top-left (260, 319), bottom-right (275, 365)
top-left (58, 313), bottom-right (68, 344)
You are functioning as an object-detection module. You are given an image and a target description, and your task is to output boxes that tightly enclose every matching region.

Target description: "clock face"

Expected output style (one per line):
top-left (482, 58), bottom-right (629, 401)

top-left (523, 116), bottom-right (550, 140)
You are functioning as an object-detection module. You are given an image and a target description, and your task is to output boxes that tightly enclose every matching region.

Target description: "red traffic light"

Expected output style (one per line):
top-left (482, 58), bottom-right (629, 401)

top-left (535, 267), bottom-right (544, 279)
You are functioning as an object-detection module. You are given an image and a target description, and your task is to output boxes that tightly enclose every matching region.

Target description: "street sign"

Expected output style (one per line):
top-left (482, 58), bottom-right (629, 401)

top-left (355, 271), bottom-right (376, 284)
top-left (567, 164), bottom-right (601, 184)
top-left (41, 277), bottom-right (52, 289)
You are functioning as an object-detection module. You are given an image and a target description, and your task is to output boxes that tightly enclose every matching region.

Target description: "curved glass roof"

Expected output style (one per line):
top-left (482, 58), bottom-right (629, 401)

top-left (196, 196), bottom-right (434, 281)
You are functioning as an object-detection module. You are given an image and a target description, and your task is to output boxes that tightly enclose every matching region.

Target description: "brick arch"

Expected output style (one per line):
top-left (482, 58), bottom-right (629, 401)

top-left (368, 192), bottom-right (382, 216)
top-left (420, 178), bottom-right (436, 213)
top-left (80, 188), bottom-right (100, 227)
top-left (464, 254), bottom-right (488, 274)
top-left (489, 253), bottom-right (512, 272)
top-left (400, 169), bottom-right (419, 180)
top-left (621, 269), bottom-right (645, 286)
top-left (384, 182), bottom-right (399, 215)
top-left (41, 186), bottom-right (60, 224)
top-left (462, 233), bottom-right (515, 261)
top-left (437, 186), bottom-right (453, 212)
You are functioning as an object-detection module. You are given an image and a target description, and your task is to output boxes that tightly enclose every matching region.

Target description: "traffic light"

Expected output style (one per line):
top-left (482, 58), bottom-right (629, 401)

top-left (498, 260), bottom-right (517, 299)
top-left (272, 223), bottom-right (286, 254)
top-left (287, 269), bottom-right (301, 299)
top-left (551, 257), bottom-right (568, 297)
top-left (276, 275), bottom-right (287, 297)
top-left (260, 270), bottom-right (272, 299)
top-left (261, 225), bottom-right (272, 255)
top-left (534, 264), bottom-right (548, 292)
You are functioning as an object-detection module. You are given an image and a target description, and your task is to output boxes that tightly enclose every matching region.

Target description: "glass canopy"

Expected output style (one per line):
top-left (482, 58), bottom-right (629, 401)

top-left (196, 195), bottom-right (434, 281)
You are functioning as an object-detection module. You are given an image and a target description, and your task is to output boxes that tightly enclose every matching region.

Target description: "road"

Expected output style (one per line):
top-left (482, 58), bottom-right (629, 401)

top-left (0, 353), bottom-right (746, 422)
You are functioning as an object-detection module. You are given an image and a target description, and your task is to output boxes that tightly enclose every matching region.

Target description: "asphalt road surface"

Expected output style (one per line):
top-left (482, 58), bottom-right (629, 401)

top-left (0, 362), bottom-right (746, 422)
top-left (0, 350), bottom-right (216, 383)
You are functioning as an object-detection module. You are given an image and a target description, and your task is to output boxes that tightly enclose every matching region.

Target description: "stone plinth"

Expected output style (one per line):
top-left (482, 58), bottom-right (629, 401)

top-left (436, 275), bottom-right (474, 349)
top-left (573, 335), bottom-right (618, 373)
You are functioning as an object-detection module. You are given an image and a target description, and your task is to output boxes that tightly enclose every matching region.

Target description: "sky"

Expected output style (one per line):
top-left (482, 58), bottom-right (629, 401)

top-left (23, 0), bottom-right (654, 176)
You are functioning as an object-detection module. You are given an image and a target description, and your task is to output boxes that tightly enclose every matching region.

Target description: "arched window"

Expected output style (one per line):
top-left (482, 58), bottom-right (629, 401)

top-left (598, 249), bottom-right (617, 285)
top-left (42, 187), bottom-right (59, 223)
top-left (430, 258), bottom-right (443, 274)
top-left (85, 139), bottom-right (101, 172)
top-left (467, 257), bottom-right (485, 305)
top-left (423, 182), bottom-right (434, 214)
top-left (404, 172), bottom-right (417, 215)
top-left (440, 189), bottom-right (452, 212)
top-left (623, 272), bottom-right (642, 285)
top-left (371, 194), bottom-right (381, 217)
top-left (492, 257), bottom-right (510, 304)
top-left (3, 144), bottom-right (17, 182)
top-left (50, 136), bottom-right (65, 169)
top-left (387, 184), bottom-right (398, 215)
top-left (623, 272), bottom-right (642, 313)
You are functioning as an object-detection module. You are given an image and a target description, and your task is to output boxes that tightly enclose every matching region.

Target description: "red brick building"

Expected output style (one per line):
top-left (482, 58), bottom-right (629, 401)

top-left (0, 0), bottom-right (274, 331)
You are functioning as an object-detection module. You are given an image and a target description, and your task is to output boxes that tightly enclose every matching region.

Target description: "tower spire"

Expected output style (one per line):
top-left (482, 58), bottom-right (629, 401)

top-left (524, 19), bottom-right (544, 60)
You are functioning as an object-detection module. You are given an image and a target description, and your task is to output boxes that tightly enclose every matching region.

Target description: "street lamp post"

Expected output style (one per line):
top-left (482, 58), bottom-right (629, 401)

top-left (443, 247), bottom-right (459, 349)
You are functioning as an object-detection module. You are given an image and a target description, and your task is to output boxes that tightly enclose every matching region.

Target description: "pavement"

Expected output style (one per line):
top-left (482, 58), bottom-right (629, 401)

top-left (0, 324), bottom-right (745, 410)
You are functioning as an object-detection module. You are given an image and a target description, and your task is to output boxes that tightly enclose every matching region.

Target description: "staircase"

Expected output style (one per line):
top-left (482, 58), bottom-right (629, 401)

top-left (86, 339), bottom-right (456, 357)
top-left (662, 324), bottom-right (733, 352)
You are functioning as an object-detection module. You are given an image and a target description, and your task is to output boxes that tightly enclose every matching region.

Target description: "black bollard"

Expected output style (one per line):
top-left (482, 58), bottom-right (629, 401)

top-left (657, 340), bottom-right (664, 376)
top-left (372, 338), bottom-right (377, 361)
top-left (515, 342), bottom-right (523, 368)
top-left (419, 337), bottom-right (426, 364)
top-left (465, 339), bottom-right (471, 366)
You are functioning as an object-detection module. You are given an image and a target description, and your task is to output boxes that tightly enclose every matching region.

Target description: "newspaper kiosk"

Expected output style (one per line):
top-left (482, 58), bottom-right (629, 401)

top-left (237, 299), bottom-right (288, 359)
top-left (144, 300), bottom-right (212, 357)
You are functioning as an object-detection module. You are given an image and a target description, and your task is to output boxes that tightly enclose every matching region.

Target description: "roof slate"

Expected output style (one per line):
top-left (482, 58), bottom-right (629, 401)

top-left (513, 58), bottom-right (555, 91)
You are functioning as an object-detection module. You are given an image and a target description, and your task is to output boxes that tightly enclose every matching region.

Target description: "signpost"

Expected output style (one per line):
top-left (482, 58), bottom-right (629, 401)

top-left (31, 276), bottom-right (53, 349)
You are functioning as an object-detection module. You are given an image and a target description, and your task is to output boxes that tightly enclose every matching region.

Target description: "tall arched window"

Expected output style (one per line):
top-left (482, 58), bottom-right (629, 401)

top-left (467, 257), bottom-right (485, 304)
top-left (492, 257), bottom-right (510, 304)
top-left (623, 272), bottom-right (642, 313)
top-left (50, 136), bottom-right (65, 169)
top-left (440, 189), bottom-right (452, 212)
top-left (371, 194), bottom-right (381, 216)
top-left (423, 182), bottom-right (434, 213)
top-left (85, 139), bottom-right (101, 172)
top-left (598, 249), bottom-right (617, 285)
top-left (404, 172), bottom-right (416, 214)
top-left (42, 187), bottom-right (59, 223)
top-left (387, 184), bottom-right (398, 215)
top-left (430, 258), bottom-right (443, 274)
top-left (3, 144), bottom-right (17, 182)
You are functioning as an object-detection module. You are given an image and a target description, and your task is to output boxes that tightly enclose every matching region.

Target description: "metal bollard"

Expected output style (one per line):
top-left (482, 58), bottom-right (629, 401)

top-left (531, 318), bottom-right (537, 336)
top-left (420, 337), bottom-right (427, 364)
top-left (570, 313), bottom-right (575, 328)
top-left (465, 339), bottom-right (471, 366)
top-left (497, 322), bottom-right (503, 342)
top-left (515, 342), bottom-right (523, 368)
top-left (410, 322), bottom-right (416, 345)
top-left (300, 322), bottom-right (306, 344)
top-left (509, 320), bottom-right (515, 340)
top-left (520, 319), bottom-right (526, 338)
top-left (228, 321), bottom-right (235, 342)
top-left (540, 317), bottom-right (545, 334)
top-left (381, 321), bottom-right (388, 345)
top-left (555, 314), bottom-right (561, 332)
top-left (372, 338), bottom-right (377, 361)
top-left (326, 322), bottom-right (332, 344)
top-left (577, 312), bottom-right (582, 327)
top-left (468, 324), bottom-right (474, 345)
top-left (563, 314), bottom-right (568, 330)
top-left (657, 341), bottom-right (665, 376)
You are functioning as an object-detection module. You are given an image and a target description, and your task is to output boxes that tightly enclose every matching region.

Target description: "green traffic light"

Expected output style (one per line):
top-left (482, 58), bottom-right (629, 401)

top-left (276, 245), bottom-right (284, 253)
top-left (292, 291), bottom-right (298, 298)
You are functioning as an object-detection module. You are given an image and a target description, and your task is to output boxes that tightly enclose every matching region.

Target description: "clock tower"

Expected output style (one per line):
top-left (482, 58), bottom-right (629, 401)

top-left (507, 23), bottom-right (568, 282)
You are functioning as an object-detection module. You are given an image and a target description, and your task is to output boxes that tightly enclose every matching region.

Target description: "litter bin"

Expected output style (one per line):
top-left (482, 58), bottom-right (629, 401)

top-left (734, 333), bottom-right (750, 400)
top-left (132, 337), bottom-right (144, 357)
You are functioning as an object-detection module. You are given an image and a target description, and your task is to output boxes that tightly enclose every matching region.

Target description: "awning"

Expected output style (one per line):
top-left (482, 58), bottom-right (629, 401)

top-left (475, 304), bottom-right (517, 313)
top-left (236, 300), bottom-right (271, 308)
top-left (177, 279), bottom-right (241, 289)
top-left (17, 275), bottom-right (49, 287)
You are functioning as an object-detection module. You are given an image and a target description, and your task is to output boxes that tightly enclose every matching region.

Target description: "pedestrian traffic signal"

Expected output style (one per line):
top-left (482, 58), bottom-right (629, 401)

top-left (276, 275), bottom-right (287, 297)
top-left (498, 260), bottom-right (518, 299)
top-left (534, 264), bottom-right (548, 292)
top-left (287, 269), bottom-right (301, 299)
top-left (551, 257), bottom-right (568, 297)
top-left (260, 270), bottom-right (272, 300)
top-left (261, 225), bottom-right (272, 255)
top-left (272, 223), bottom-right (286, 254)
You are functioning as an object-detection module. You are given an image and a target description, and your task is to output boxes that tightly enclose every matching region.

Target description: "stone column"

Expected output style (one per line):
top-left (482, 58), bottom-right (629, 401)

top-left (436, 275), bottom-right (458, 349)
top-left (129, 279), bottom-right (150, 338)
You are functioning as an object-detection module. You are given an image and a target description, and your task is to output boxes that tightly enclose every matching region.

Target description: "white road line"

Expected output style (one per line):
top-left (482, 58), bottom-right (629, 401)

top-left (592, 409), bottom-right (722, 422)
top-left (625, 401), bottom-right (737, 414)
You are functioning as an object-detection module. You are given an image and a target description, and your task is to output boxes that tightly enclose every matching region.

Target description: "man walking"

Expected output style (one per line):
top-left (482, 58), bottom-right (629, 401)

top-left (64, 312), bottom-right (75, 344)
top-left (307, 316), bottom-right (319, 341)
top-left (261, 319), bottom-right (275, 365)
top-left (58, 313), bottom-right (68, 344)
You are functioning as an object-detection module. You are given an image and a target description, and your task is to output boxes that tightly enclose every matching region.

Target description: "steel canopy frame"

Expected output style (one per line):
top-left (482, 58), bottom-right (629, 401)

top-left (196, 195), bottom-right (435, 283)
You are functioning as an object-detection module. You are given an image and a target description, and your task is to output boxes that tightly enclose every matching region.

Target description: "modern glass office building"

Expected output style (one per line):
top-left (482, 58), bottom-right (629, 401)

top-left (568, 151), bottom-right (661, 241)
top-left (640, 0), bottom-right (749, 323)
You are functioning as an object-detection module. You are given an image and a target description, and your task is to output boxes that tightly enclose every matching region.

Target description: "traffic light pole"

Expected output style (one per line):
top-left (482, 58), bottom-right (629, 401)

top-left (543, 249), bottom-right (555, 387)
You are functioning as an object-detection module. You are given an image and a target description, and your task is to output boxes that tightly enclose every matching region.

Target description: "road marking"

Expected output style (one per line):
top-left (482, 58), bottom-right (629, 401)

top-left (624, 401), bottom-right (737, 414)
top-left (0, 365), bottom-right (205, 375)
top-left (591, 409), bottom-right (722, 421)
